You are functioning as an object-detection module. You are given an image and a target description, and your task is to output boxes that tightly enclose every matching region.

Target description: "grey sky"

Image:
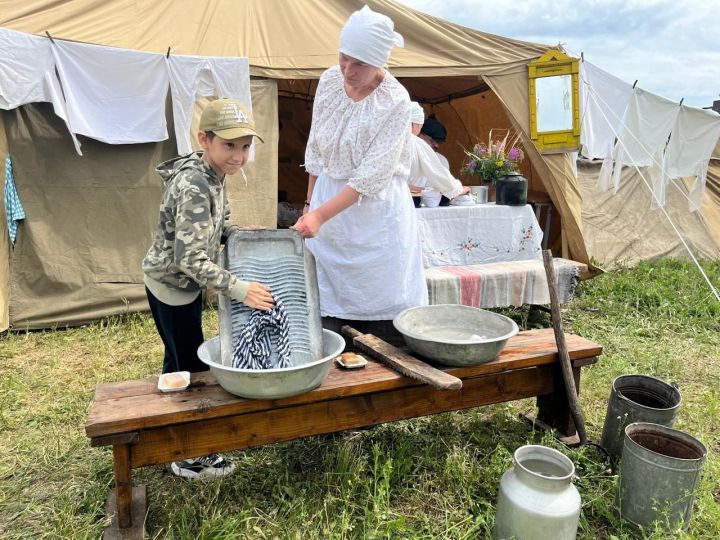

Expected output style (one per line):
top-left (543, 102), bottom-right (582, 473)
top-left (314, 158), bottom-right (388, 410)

top-left (400, 0), bottom-right (719, 108)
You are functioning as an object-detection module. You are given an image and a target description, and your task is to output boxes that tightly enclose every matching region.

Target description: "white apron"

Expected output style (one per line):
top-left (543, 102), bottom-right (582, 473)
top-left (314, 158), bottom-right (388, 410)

top-left (306, 172), bottom-right (428, 320)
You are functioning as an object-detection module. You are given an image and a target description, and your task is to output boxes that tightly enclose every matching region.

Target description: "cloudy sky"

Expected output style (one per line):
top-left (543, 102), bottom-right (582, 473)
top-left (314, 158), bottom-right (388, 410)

top-left (400, 0), bottom-right (719, 108)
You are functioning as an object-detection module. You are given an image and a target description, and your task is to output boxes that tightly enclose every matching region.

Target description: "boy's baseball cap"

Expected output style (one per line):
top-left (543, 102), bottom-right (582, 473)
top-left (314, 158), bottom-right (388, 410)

top-left (199, 98), bottom-right (264, 142)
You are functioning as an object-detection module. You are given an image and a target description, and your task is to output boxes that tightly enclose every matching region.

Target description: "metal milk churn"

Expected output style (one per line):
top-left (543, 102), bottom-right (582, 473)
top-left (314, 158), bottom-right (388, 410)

top-left (494, 445), bottom-right (581, 540)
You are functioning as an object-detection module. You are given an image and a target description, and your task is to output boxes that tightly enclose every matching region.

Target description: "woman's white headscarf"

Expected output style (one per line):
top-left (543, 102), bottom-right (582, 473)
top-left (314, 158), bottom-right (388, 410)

top-left (339, 5), bottom-right (404, 68)
top-left (410, 102), bottom-right (425, 125)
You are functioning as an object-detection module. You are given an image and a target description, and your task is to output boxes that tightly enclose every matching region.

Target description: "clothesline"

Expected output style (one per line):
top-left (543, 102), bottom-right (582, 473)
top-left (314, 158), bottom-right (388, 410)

top-left (579, 68), bottom-right (720, 303)
top-left (0, 27), bottom-right (252, 157)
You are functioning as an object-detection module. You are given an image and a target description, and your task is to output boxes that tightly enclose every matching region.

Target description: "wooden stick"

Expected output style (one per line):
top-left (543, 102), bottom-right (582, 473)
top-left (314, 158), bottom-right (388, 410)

top-left (542, 250), bottom-right (588, 445)
top-left (113, 444), bottom-right (133, 529)
top-left (341, 326), bottom-right (462, 390)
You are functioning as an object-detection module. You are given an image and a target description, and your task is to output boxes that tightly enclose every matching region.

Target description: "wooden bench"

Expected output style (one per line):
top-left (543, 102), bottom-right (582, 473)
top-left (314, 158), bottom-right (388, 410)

top-left (86, 327), bottom-right (602, 538)
top-left (425, 258), bottom-right (587, 308)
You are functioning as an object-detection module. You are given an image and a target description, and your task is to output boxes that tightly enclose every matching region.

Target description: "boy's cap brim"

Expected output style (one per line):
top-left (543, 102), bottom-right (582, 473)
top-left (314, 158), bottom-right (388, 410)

top-left (212, 126), bottom-right (264, 143)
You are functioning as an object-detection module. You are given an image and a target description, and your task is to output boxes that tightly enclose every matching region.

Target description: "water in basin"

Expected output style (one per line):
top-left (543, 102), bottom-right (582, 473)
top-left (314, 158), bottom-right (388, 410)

top-left (419, 327), bottom-right (487, 341)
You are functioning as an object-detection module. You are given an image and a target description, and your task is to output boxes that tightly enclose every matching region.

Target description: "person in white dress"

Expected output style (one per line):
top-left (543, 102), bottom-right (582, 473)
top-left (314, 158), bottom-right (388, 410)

top-left (293, 6), bottom-right (427, 328)
top-left (407, 101), bottom-right (469, 207)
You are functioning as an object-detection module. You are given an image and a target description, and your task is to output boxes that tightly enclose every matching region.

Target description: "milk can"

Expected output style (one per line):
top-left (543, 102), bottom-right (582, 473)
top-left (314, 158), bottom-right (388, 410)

top-left (494, 445), bottom-right (581, 540)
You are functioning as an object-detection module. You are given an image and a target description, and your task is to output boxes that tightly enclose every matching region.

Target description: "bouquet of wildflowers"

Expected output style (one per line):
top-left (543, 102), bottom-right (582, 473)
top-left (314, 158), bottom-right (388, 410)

top-left (462, 129), bottom-right (524, 183)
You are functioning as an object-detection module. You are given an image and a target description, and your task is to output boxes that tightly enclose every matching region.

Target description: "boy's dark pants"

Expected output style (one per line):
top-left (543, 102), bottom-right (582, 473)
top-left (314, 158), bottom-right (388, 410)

top-left (146, 287), bottom-right (208, 374)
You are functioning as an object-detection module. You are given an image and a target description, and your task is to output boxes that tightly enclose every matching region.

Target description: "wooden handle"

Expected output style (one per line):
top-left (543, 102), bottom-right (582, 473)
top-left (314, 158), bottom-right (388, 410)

top-left (542, 250), bottom-right (587, 444)
top-left (341, 326), bottom-right (462, 391)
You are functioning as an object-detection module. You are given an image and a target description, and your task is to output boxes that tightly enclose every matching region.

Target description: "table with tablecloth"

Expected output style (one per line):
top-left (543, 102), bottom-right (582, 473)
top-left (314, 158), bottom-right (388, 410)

top-left (415, 204), bottom-right (580, 307)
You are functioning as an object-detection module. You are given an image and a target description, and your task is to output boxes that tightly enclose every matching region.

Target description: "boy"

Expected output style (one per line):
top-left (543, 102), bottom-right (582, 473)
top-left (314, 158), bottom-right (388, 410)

top-left (143, 98), bottom-right (273, 478)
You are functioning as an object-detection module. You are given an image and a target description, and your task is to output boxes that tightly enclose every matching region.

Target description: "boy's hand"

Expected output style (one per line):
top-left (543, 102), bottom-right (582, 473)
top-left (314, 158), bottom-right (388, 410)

top-left (292, 211), bottom-right (324, 238)
top-left (243, 282), bottom-right (274, 311)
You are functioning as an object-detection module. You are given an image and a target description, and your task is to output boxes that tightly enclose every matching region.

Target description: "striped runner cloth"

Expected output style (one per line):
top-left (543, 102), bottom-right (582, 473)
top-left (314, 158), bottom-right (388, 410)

top-left (425, 259), bottom-right (581, 308)
top-left (232, 297), bottom-right (292, 369)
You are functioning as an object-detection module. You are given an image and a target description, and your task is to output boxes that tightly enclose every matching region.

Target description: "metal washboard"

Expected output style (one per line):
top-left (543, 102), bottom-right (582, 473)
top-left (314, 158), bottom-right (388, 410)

top-left (218, 229), bottom-right (323, 368)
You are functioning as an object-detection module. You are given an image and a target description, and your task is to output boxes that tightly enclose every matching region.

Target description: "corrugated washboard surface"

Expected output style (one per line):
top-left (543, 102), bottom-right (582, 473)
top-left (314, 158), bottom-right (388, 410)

top-left (218, 229), bottom-right (323, 368)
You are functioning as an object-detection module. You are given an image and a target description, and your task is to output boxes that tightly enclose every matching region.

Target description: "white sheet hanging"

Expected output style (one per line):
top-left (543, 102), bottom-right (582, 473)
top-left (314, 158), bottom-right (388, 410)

top-left (579, 61), bottom-right (632, 160)
top-left (167, 55), bottom-right (251, 155)
top-left (664, 106), bottom-right (720, 211)
top-left (0, 28), bottom-right (81, 153)
top-left (599, 88), bottom-right (679, 197)
top-left (51, 40), bottom-right (169, 145)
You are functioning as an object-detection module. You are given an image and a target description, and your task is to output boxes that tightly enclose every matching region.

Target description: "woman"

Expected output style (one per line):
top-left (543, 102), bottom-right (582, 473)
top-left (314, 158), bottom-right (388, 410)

top-left (407, 101), bottom-right (470, 206)
top-left (293, 6), bottom-right (427, 326)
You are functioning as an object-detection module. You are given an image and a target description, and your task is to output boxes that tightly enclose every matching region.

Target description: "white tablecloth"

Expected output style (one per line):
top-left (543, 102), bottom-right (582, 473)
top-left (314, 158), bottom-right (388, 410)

top-left (416, 204), bottom-right (543, 268)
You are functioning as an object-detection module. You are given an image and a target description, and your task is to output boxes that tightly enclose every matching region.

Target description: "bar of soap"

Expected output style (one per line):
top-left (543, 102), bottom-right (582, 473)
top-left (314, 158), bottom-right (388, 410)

top-left (163, 373), bottom-right (187, 388)
top-left (340, 352), bottom-right (363, 366)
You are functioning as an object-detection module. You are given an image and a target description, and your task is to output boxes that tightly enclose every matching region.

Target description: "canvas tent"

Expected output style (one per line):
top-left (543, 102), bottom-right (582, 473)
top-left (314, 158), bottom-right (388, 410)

top-left (576, 137), bottom-right (720, 267)
top-left (4, 0), bottom-right (709, 331)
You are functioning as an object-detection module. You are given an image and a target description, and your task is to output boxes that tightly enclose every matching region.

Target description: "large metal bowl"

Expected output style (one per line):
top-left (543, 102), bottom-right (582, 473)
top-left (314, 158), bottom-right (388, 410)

top-left (197, 329), bottom-right (344, 400)
top-left (393, 305), bottom-right (518, 367)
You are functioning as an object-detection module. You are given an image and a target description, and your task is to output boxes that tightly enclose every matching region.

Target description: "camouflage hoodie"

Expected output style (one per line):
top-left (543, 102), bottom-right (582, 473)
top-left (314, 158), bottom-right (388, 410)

top-left (142, 153), bottom-right (249, 305)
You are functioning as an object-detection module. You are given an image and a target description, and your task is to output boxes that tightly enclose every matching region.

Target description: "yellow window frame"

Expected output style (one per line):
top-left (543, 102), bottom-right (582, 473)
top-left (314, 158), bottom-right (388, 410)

top-left (528, 50), bottom-right (580, 153)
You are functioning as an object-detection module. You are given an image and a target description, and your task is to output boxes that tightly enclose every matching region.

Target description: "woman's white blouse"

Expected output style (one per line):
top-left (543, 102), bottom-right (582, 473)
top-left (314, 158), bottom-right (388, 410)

top-left (408, 136), bottom-right (464, 199)
top-left (304, 65), bottom-right (412, 196)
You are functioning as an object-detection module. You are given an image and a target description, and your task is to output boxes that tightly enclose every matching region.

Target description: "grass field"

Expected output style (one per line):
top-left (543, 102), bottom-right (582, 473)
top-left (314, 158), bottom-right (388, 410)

top-left (1, 259), bottom-right (718, 539)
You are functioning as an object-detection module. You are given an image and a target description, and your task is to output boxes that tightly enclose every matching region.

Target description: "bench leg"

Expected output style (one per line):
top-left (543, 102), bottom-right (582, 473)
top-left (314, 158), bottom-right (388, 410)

top-left (531, 366), bottom-right (582, 445)
top-left (113, 444), bottom-right (133, 528)
top-left (101, 444), bottom-right (147, 539)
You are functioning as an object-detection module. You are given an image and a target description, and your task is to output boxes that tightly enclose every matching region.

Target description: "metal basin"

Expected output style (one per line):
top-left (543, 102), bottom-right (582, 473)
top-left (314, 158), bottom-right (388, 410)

top-left (197, 329), bottom-right (344, 400)
top-left (393, 305), bottom-right (518, 366)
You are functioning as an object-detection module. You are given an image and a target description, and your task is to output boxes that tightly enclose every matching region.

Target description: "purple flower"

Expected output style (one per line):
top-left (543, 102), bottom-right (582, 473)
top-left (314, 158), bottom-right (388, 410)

top-left (468, 160), bottom-right (477, 171)
top-left (477, 143), bottom-right (488, 156)
top-left (508, 147), bottom-right (522, 161)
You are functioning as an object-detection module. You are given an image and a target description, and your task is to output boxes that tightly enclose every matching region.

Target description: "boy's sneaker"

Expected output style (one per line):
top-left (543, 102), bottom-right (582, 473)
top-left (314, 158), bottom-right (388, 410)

top-left (170, 453), bottom-right (236, 479)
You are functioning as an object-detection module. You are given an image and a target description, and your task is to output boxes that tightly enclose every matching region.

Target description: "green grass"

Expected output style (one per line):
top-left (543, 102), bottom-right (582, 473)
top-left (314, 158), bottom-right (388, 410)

top-left (0, 259), bottom-right (718, 539)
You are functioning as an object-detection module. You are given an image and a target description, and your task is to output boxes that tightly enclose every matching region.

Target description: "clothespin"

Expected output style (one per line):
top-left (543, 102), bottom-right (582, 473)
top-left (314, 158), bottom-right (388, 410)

top-left (45, 31), bottom-right (55, 43)
top-left (632, 80), bottom-right (638, 89)
top-left (166, 47), bottom-right (171, 59)
top-left (679, 98), bottom-right (684, 106)
top-left (580, 52), bottom-right (584, 62)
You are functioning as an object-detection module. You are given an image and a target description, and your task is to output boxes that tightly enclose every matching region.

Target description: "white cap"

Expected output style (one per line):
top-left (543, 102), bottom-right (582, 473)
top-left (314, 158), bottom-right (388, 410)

top-left (339, 5), bottom-right (404, 68)
top-left (410, 101), bottom-right (425, 124)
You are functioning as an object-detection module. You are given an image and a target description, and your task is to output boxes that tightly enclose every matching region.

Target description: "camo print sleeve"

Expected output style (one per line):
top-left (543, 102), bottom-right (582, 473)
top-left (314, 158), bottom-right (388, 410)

top-left (173, 180), bottom-right (237, 293)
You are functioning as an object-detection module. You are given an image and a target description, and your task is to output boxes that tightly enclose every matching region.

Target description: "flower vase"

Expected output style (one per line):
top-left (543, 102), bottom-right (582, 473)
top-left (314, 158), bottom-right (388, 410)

top-left (495, 173), bottom-right (527, 206)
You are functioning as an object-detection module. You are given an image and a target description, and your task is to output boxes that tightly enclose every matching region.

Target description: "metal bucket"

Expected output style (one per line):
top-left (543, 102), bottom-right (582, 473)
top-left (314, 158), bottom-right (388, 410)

top-left (618, 422), bottom-right (706, 530)
top-left (600, 374), bottom-right (681, 461)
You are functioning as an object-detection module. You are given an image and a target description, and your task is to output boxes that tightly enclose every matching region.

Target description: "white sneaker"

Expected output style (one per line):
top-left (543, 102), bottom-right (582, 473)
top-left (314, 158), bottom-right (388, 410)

top-left (170, 453), bottom-right (236, 479)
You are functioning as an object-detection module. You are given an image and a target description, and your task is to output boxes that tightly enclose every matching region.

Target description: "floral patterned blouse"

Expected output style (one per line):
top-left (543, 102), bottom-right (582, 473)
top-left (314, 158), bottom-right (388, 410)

top-left (304, 65), bottom-right (412, 196)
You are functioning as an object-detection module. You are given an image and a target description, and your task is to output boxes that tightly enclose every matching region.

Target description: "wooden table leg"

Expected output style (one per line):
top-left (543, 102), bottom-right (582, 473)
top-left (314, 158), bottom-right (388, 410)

top-left (113, 444), bottom-right (132, 529)
top-left (103, 443), bottom-right (146, 539)
top-left (523, 366), bottom-right (583, 446)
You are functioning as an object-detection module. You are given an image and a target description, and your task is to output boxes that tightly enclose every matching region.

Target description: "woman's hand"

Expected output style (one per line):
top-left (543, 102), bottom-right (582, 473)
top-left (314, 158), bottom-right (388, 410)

top-left (460, 186), bottom-right (471, 195)
top-left (293, 211), bottom-right (325, 238)
top-left (243, 282), bottom-right (274, 311)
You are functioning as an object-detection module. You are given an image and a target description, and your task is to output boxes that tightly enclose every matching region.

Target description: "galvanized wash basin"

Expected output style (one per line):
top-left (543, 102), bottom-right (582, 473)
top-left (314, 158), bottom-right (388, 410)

top-left (393, 305), bottom-right (518, 367)
top-left (197, 329), bottom-right (344, 400)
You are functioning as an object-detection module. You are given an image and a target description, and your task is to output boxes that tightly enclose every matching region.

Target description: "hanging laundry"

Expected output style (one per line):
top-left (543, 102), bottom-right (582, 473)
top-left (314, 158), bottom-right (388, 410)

top-left (663, 106), bottom-right (720, 211)
top-left (0, 28), bottom-right (81, 154)
top-left (232, 297), bottom-right (292, 370)
top-left (167, 55), bottom-right (251, 155)
top-left (51, 40), bottom-right (169, 144)
top-left (598, 88), bottom-right (679, 198)
top-left (4, 156), bottom-right (25, 245)
top-left (579, 61), bottom-right (632, 160)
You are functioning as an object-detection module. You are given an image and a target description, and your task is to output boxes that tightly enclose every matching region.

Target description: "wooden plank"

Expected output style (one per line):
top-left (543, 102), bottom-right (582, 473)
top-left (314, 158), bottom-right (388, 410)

top-left (129, 365), bottom-right (557, 468)
top-left (103, 485), bottom-right (146, 540)
top-left (90, 432), bottom-right (138, 448)
top-left (345, 327), bottom-right (463, 390)
top-left (86, 329), bottom-right (602, 438)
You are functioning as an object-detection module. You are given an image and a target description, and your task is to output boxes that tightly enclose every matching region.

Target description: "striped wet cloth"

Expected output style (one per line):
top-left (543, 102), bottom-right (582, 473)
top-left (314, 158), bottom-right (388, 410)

top-left (232, 297), bottom-right (292, 369)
